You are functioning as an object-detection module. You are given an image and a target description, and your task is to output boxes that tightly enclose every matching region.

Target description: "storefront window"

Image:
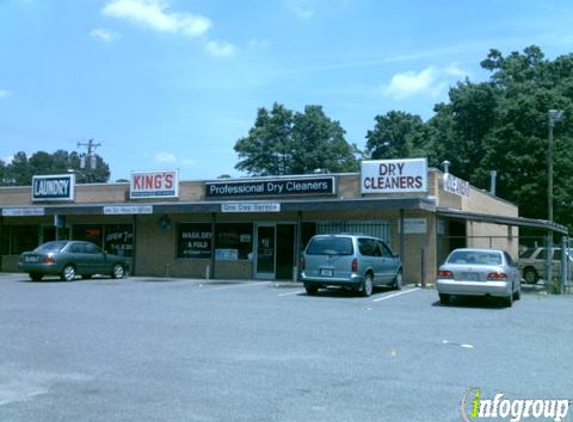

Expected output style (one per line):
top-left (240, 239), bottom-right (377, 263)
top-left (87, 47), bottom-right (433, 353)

top-left (177, 223), bottom-right (212, 259)
top-left (215, 223), bottom-right (253, 260)
top-left (1, 225), bottom-right (40, 255)
top-left (72, 224), bottom-right (104, 247)
top-left (104, 224), bottom-right (134, 257)
top-left (72, 224), bottom-right (133, 257)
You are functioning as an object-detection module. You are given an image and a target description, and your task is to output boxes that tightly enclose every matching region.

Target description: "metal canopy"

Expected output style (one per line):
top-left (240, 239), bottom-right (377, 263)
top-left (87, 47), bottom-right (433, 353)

top-left (1, 196), bottom-right (437, 216)
top-left (437, 207), bottom-right (569, 235)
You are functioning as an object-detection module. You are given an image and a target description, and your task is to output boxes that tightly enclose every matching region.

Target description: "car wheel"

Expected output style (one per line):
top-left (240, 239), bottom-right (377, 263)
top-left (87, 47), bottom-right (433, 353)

top-left (505, 289), bottom-right (514, 308)
top-left (111, 263), bottom-right (125, 279)
top-left (439, 293), bottom-right (450, 305)
top-left (305, 283), bottom-right (318, 296)
top-left (61, 264), bottom-right (76, 282)
top-left (513, 287), bottom-right (521, 301)
top-left (523, 267), bottom-right (538, 284)
top-left (30, 273), bottom-right (43, 281)
top-left (362, 274), bottom-right (373, 297)
top-left (393, 270), bottom-right (403, 290)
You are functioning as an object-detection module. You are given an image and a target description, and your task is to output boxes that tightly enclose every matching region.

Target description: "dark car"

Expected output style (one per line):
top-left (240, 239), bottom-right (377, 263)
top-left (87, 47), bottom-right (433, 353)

top-left (18, 240), bottom-right (128, 281)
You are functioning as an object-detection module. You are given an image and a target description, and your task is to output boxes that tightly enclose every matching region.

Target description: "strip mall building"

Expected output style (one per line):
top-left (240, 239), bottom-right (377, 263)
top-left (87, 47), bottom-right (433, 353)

top-left (0, 158), bottom-right (565, 284)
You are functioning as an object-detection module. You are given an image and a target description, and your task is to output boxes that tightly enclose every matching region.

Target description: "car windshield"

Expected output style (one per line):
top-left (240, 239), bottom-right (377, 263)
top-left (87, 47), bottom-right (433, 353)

top-left (447, 250), bottom-right (502, 266)
top-left (306, 237), bottom-right (353, 256)
top-left (33, 241), bottom-right (68, 253)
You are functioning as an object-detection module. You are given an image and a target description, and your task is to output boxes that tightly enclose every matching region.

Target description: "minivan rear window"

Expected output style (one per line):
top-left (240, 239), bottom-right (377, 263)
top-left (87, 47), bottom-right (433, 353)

top-left (306, 237), bottom-right (353, 255)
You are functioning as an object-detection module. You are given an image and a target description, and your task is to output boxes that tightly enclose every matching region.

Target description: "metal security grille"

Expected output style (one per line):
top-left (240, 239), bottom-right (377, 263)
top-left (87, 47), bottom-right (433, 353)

top-left (316, 220), bottom-right (392, 244)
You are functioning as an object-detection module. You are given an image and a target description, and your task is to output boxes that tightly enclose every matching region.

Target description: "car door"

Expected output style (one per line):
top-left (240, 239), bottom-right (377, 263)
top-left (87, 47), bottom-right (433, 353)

top-left (83, 242), bottom-right (108, 275)
top-left (379, 241), bottom-right (397, 284)
top-left (357, 238), bottom-right (376, 281)
top-left (68, 242), bottom-right (89, 273)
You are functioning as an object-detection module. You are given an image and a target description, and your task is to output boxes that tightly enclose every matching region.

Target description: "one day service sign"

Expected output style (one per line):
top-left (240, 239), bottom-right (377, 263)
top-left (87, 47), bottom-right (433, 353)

top-left (361, 158), bottom-right (427, 194)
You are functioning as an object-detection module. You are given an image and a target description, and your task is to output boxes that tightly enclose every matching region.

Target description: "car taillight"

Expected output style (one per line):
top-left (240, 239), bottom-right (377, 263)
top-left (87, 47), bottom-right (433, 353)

top-left (300, 257), bottom-right (306, 271)
top-left (351, 258), bottom-right (358, 272)
top-left (487, 272), bottom-right (508, 280)
top-left (438, 270), bottom-right (454, 279)
top-left (43, 255), bottom-right (55, 264)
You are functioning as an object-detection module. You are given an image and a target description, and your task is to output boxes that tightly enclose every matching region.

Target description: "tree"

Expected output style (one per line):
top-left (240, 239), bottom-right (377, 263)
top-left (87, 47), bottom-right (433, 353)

top-left (234, 103), bottom-right (358, 176)
top-left (421, 46), bottom-right (573, 228)
top-left (365, 111), bottom-right (436, 162)
top-left (1, 150), bottom-right (111, 186)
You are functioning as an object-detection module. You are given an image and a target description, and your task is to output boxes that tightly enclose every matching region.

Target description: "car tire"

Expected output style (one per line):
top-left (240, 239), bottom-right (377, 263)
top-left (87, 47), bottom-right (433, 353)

top-left (439, 293), bottom-right (450, 305)
top-left (61, 264), bottom-right (76, 282)
top-left (523, 267), bottom-right (538, 284)
top-left (393, 270), bottom-right (403, 290)
top-left (305, 283), bottom-right (318, 296)
top-left (505, 289), bottom-right (514, 308)
top-left (513, 287), bottom-right (521, 301)
top-left (111, 263), bottom-right (125, 279)
top-left (30, 273), bottom-right (43, 281)
top-left (362, 274), bottom-right (373, 297)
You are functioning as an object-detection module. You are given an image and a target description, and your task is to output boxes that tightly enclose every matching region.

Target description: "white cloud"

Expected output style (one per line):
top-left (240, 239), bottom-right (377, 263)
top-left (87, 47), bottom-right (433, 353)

top-left (205, 40), bottom-right (236, 58)
top-left (285, 0), bottom-right (315, 19)
top-left (0, 90), bottom-right (12, 99)
top-left (248, 38), bottom-right (270, 49)
top-left (89, 28), bottom-right (119, 43)
top-left (154, 152), bottom-right (177, 163)
top-left (381, 64), bottom-right (469, 100)
top-left (102, 0), bottom-right (211, 37)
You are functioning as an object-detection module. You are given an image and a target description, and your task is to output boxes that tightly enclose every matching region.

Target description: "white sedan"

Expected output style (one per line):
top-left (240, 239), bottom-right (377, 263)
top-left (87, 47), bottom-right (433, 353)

top-left (436, 248), bottom-right (521, 307)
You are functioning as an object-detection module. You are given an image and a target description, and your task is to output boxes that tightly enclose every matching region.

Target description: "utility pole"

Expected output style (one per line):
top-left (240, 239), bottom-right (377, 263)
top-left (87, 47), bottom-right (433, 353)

top-left (77, 139), bottom-right (101, 182)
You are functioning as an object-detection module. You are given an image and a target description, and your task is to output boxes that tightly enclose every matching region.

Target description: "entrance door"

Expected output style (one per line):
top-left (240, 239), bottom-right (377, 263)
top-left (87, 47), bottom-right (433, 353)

top-left (276, 224), bottom-right (295, 279)
top-left (255, 225), bottom-right (276, 279)
top-left (254, 224), bottom-right (296, 280)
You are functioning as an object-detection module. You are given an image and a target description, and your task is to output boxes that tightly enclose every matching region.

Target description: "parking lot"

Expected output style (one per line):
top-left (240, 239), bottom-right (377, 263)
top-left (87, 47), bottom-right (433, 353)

top-left (0, 273), bottom-right (572, 422)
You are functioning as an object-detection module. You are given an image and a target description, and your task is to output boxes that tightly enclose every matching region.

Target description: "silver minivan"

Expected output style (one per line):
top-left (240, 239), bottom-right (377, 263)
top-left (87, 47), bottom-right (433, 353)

top-left (300, 234), bottom-right (403, 296)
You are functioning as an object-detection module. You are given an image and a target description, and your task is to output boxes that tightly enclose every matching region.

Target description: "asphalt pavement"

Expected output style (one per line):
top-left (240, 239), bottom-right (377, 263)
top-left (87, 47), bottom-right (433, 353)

top-left (0, 273), bottom-right (572, 422)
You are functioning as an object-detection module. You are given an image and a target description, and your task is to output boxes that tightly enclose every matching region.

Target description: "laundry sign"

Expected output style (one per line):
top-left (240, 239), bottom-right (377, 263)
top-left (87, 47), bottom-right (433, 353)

top-left (32, 174), bottom-right (75, 201)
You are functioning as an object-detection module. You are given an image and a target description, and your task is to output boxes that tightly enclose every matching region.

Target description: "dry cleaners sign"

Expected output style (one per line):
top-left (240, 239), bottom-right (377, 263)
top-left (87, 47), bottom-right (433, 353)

top-left (130, 170), bottom-right (179, 199)
top-left (361, 158), bottom-right (427, 194)
top-left (205, 177), bottom-right (335, 199)
top-left (32, 174), bottom-right (75, 201)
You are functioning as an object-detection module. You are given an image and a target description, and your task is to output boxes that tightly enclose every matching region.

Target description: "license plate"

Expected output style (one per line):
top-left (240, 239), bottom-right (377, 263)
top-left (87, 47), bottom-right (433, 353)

top-left (461, 272), bottom-right (480, 281)
top-left (320, 268), bottom-right (333, 277)
top-left (26, 256), bottom-right (39, 263)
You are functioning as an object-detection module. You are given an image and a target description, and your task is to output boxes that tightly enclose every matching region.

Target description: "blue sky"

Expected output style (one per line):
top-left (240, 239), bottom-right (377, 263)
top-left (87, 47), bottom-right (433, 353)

top-left (1, 0), bottom-right (572, 182)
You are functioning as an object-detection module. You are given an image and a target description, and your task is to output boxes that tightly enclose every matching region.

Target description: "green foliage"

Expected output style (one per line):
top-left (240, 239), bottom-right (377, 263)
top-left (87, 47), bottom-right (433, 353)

top-left (365, 111), bottom-right (436, 162)
top-left (363, 45), bottom-right (573, 230)
top-left (235, 103), bottom-right (358, 175)
top-left (0, 150), bottom-right (110, 185)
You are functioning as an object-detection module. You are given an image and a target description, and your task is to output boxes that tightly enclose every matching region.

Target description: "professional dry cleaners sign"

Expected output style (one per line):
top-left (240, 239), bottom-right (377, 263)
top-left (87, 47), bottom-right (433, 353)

top-left (32, 174), bottom-right (75, 201)
top-left (205, 176), bottom-right (336, 199)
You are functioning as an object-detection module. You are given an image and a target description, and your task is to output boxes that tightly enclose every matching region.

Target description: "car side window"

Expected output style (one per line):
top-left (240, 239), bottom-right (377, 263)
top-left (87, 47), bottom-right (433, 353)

top-left (84, 243), bottom-right (101, 255)
top-left (358, 239), bottom-right (376, 257)
top-left (504, 252), bottom-right (515, 267)
top-left (380, 242), bottom-right (393, 258)
top-left (69, 243), bottom-right (83, 253)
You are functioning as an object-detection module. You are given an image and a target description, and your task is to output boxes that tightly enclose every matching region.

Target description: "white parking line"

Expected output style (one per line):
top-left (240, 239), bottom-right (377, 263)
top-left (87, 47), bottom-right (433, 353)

top-left (202, 281), bottom-right (273, 292)
top-left (277, 290), bottom-right (306, 297)
top-left (372, 287), bottom-right (421, 302)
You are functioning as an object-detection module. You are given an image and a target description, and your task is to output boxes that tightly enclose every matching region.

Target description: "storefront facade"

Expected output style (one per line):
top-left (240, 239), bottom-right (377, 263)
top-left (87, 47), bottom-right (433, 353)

top-left (1, 159), bottom-right (549, 284)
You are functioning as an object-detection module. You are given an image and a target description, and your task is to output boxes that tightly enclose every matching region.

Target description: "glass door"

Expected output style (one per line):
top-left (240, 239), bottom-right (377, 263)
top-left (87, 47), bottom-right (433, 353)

top-left (255, 225), bottom-right (276, 279)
